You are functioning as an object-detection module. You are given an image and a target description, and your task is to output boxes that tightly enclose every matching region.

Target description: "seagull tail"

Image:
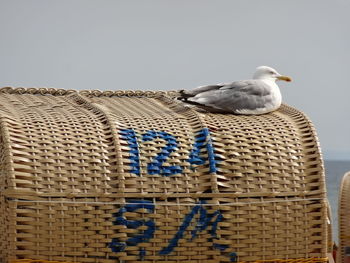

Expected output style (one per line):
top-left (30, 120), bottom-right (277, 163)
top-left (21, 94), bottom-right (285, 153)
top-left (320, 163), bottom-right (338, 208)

top-left (177, 89), bottom-right (193, 101)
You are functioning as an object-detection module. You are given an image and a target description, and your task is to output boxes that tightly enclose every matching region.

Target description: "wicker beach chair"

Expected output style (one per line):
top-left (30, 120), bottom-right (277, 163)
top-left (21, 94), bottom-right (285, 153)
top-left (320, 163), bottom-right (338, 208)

top-left (0, 87), bottom-right (329, 263)
top-left (338, 171), bottom-right (350, 263)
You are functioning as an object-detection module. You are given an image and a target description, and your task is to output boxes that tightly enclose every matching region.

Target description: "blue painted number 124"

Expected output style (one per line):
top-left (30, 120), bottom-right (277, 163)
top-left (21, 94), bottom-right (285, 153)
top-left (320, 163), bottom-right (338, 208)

top-left (119, 128), bottom-right (219, 176)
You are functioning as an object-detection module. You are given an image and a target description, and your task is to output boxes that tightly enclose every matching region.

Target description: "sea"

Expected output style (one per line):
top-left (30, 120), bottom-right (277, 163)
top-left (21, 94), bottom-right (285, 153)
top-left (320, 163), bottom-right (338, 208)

top-left (324, 160), bottom-right (350, 243)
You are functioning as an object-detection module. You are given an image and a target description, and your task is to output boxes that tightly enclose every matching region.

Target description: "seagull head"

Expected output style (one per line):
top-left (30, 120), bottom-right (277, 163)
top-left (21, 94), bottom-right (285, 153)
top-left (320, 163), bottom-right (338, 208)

top-left (253, 66), bottom-right (292, 82)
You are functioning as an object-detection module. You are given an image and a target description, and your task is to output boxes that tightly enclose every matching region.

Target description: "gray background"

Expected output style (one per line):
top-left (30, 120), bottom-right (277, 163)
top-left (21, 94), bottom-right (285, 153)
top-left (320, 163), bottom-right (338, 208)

top-left (0, 0), bottom-right (349, 160)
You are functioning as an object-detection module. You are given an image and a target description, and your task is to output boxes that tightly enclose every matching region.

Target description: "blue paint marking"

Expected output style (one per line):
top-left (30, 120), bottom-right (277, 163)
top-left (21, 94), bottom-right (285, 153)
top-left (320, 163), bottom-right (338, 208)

top-left (112, 128), bottom-right (236, 260)
top-left (210, 210), bottom-right (222, 237)
top-left (120, 128), bottom-right (220, 177)
top-left (109, 200), bottom-right (156, 260)
top-left (159, 203), bottom-right (201, 255)
top-left (139, 248), bottom-right (146, 260)
top-left (188, 130), bottom-right (207, 166)
top-left (160, 201), bottom-right (230, 255)
top-left (119, 129), bottom-right (141, 176)
top-left (213, 243), bottom-right (228, 251)
top-left (230, 252), bottom-right (238, 262)
top-left (142, 130), bottom-right (182, 176)
top-left (188, 128), bottom-right (219, 173)
top-left (110, 200), bottom-right (236, 261)
top-left (190, 204), bottom-right (207, 240)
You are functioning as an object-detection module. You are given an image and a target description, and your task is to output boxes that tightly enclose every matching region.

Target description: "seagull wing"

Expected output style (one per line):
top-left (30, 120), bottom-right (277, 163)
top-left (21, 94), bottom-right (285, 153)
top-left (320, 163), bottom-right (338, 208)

top-left (186, 80), bottom-right (275, 113)
top-left (178, 84), bottom-right (226, 99)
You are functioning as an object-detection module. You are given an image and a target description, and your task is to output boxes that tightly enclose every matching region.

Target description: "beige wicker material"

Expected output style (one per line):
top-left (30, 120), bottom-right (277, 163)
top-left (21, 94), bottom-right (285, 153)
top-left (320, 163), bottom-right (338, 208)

top-left (0, 87), bottom-right (328, 263)
top-left (326, 200), bottom-right (333, 255)
top-left (338, 171), bottom-right (350, 263)
top-left (10, 258), bottom-right (328, 263)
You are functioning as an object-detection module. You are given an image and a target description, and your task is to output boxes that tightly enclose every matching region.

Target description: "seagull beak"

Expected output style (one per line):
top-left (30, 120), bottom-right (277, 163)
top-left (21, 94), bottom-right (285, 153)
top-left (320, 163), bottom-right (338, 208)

top-left (277, 75), bottom-right (292, 82)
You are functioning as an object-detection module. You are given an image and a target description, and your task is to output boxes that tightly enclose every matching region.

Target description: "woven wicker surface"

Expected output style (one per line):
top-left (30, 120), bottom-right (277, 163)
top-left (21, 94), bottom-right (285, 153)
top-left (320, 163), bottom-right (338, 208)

top-left (10, 257), bottom-right (329, 263)
top-left (338, 171), bottom-right (350, 262)
top-left (326, 200), bottom-right (333, 255)
top-left (0, 87), bottom-right (328, 263)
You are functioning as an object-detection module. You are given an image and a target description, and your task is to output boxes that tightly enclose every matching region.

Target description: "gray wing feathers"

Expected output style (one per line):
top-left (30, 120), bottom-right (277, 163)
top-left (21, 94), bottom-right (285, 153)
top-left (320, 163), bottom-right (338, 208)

top-left (179, 84), bottom-right (225, 97)
top-left (187, 80), bottom-right (273, 112)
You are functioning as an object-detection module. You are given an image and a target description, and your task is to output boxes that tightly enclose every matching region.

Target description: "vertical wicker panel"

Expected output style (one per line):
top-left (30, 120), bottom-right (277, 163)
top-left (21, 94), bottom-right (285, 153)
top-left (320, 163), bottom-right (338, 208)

top-left (326, 200), bottom-right (333, 257)
top-left (338, 171), bottom-right (350, 262)
top-left (0, 87), bottom-right (328, 263)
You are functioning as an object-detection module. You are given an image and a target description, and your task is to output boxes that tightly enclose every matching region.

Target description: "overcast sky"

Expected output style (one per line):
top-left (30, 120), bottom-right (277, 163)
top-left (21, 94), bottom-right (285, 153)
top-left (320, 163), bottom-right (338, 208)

top-left (0, 0), bottom-right (349, 160)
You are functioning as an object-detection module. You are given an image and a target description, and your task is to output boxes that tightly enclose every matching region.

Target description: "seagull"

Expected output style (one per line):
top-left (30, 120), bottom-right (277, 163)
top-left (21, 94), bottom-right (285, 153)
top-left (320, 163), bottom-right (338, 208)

top-left (178, 66), bottom-right (292, 115)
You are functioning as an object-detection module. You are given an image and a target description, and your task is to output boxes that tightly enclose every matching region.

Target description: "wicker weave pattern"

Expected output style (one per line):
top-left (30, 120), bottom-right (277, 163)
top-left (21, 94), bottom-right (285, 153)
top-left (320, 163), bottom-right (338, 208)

top-left (0, 88), bottom-right (327, 263)
top-left (338, 171), bottom-right (350, 262)
top-left (11, 257), bottom-right (329, 263)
